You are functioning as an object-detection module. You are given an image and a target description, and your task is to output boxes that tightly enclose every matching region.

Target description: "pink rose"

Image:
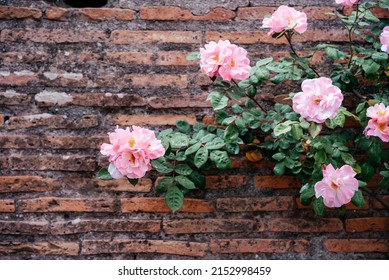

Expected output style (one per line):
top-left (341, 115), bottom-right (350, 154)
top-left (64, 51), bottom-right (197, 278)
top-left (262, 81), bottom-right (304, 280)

top-left (200, 40), bottom-right (251, 81)
top-left (101, 126), bottom-right (165, 179)
top-left (335, 0), bottom-right (360, 7)
top-left (364, 103), bottom-right (389, 142)
top-left (292, 77), bottom-right (343, 123)
top-left (315, 164), bottom-right (359, 208)
top-left (380, 26), bottom-right (389, 54)
top-left (262, 5), bottom-right (308, 36)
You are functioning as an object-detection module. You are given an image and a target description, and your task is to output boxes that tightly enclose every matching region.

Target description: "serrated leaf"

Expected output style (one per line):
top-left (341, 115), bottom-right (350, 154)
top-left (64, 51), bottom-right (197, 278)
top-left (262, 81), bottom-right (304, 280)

top-left (300, 186), bottom-right (315, 205)
top-left (256, 57), bottom-right (273, 67)
top-left (210, 150), bottom-right (232, 169)
top-left (97, 167), bottom-right (113, 180)
top-left (205, 137), bottom-right (225, 150)
top-left (225, 143), bottom-right (240, 155)
top-left (165, 186), bottom-right (184, 213)
top-left (351, 190), bottom-right (365, 208)
top-left (273, 161), bottom-right (286, 176)
top-left (169, 133), bottom-right (189, 149)
top-left (188, 171), bottom-right (206, 189)
top-left (224, 125), bottom-right (239, 143)
top-left (207, 91), bottom-right (229, 111)
top-left (200, 133), bottom-right (216, 143)
top-left (176, 120), bottom-right (191, 134)
top-left (151, 158), bottom-right (174, 174)
top-left (194, 147), bottom-right (208, 168)
top-left (273, 121), bottom-right (294, 137)
top-left (256, 67), bottom-right (270, 80)
top-left (175, 164), bottom-right (193, 176)
top-left (185, 142), bottom-right (202, 155)
top-left (272, 153), bottom-right (286, 161)
top-left (309, 122), bottom-right (322, 138)
top-left (313, 197), bottom-right (325, 215)
top-left (156, 177), bottom-right (174, 194)
top-left (175, 175), bottom-right (196, 190)
top-left (291, 124), bottom-right (303, 140)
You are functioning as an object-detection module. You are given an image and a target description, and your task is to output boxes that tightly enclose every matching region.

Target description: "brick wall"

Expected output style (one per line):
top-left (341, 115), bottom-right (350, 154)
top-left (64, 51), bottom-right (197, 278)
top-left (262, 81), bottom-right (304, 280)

top-left (0, 0), bottom-right (388, 259)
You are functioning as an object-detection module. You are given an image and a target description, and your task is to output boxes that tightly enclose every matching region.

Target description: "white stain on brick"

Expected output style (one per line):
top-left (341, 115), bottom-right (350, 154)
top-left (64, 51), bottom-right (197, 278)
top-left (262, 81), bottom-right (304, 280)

top-left (43, 72), bottom-right (59, 80)
top-left (105, 93), bottom-right (112, 97)
top-left (14, 70), bottom-right (35, 76)
top-left (0, 71), bottom-right (10, 76)
top-left (35, 90), bottom-right (73, 105)
top-left (3, 90), bottom-right (19, 98)
top-left (63, 73), bottom-right (83, 80)
top-left (23, 113), bottom-right (53, 121)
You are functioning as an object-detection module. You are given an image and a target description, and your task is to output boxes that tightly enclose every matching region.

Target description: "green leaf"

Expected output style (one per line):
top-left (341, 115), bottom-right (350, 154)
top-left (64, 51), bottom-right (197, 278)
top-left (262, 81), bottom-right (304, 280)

top-left (175, 164), bottom-right (193, 176)
top-left (169, 133), bottom-right (189, 149)
top-left (313, 197), bottom-right (325, 216)
top-left (185, 142), bottom-right (202, 155)
top-left (225, 143), bottom-right (240, 155)
top-left (355, 102), bottom-right (366, 114)
top-left (193, 122), bottom-right (206, 132)
top-left (332, 111), bottom-right (346, 127)
top-left (175, 151), bottom-right (187, 161)
top-left (176, 120), bottom-right (191, 134)
top-left (194, 147), bottom-right (209, 168)
top-left (156, 177), bottom-right (174, 194)
top-left (224, 125), bottom-right (239, 143)
top-left (272, 153), bottom-right (286, 161)
top-left (341, 152), bottom-right (356, 165)
top-left (371, 52), bottom-right (388, 62)
top-left (351, 190), bottom-right (365, 208)
top-left (165, 186), bottom-right (184, 213)
top-left (362, 60), bottom-right (381, 74)
top-left (232, 104), bottom-right (244, 114)
top-left (256, 67), bottom-right (270, 80)
top-left (270, 73), bottom-right (286, 84)
top-left (273, 161), bottom-right (286, 176)
top-left (97, 167), bottom-right (113, 180)
top-left (127, 178), bottom-right (139, 186)
top-left (256, 57), bottom-right (273, 67)
top-left (368, 138), bottom-right (382, 165)
top-left (360, 162), bottom-right (375, 181)
top-left (200, 133), bottom-right (216, 143)
top-left (291, 124), bottom-right (303, 140)
top-left (210, 150), bottom-right (232, 169)
top-left (309, 122), bottom-right (322, 138)
top-left (300, 186), bottom-right (315, 205)
top-left (215, 111), bottom-right (229, 124)
top-left (205, 137), bottom-right (225, 150)
top-left (188, 171), bottom-right (206, 190)
top-left (151, 158), bottom-right (174, 174)
top-left (273, 121), bottom-right (292, 137)
top-left (186, 52), bottom-right (200, 60)
top-left (207, 91), bottom-right (229, 111)
top-left (175, 175), bottom-right (196, 190)
top-left (363, 9), bottom-right (379, 23)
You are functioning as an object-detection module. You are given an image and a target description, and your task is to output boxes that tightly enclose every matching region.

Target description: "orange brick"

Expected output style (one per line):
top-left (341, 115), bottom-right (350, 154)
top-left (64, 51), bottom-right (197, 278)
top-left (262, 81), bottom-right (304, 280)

top-left (0, 91), bottom-right (31, 105)
top-left (82, 239), bottom-right (207, 257)
top-left (18, 197), bottom-right (115, 213)
top-left (108, 114), bottom-right (197, 126)
top-left (46, 7), bottom-right (135, 21)
top-left (0, 242), bottom-right (79, 256)
top-left (345, 218), bottom-right (389, 232)
top-left (0, 200), bottom-right (15, 212)
top-left (267, 218), bottom-right (343, 232)
top-left (110, 30), bottom-right (201, 44)
top-left (42, 135), bottom-right (106, 149)
top-left (62, 178), bottom-right (152, 193)
top-left (0, 220), bottom-right (49, 234)
top-left (206, 175), bottom-right (249, 189)
top-left (121, 198), bottom-right (215, 213)
top-left (0, 176), bottom-right (60, 193)
top-left (0, 135), bottom-right (41, 149)
top-left (156, 51), bottom-right (198, 66)
top-left (211, 239), bottom-right (292, 253)
top-left (0, 114), bottom-right (4, 128)
top-left (105, 52), bottom-right (154, 65)
top-left (0, 6), bottom-right (42, 19)
top-left (45, 7), bottom-right (69, 20)
top-left (324, 239), bottom-right (389, 253)
top-left (148, 93), bottom-right (209, 109)
top-left (217, 197), bottom-right (294, 212)
top-left (0, 71), bottom-right (38, 86)
top-left (254, 176), bottom-right (300, 189)
top-left (96, 74), bottom-right (188, 89)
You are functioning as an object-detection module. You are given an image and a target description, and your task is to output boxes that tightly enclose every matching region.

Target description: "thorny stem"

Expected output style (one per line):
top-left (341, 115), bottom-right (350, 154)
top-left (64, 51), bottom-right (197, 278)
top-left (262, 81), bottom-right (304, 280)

top-left (284, 31), bottom-right (321, 77)
top-left (360, 186), bottom-right (389, 210)
top-left (232, 79), bottom-right (267, 113)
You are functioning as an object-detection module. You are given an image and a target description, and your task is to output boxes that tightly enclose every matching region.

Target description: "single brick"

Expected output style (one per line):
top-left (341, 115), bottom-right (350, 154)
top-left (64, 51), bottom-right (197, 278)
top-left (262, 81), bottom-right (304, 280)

top-left (108, 114), bottom-right (197, 126)
top-left (254, 176), bottom-right (300, 189)
top-left (46, 7), bottom-right (135, 21)
top-left (345, 217), bottom-right (389, 232)
top-left (324, 239), bottom-right (389, 253)
top-left (105, 52), bottom-right (154, 65)
top-left (217, 197), bottom-right (294, 212)
top-left (0, 176), bottom-right (60, 193)
top-left (148, 94), bottom-right (209, 109)
top-left (51, 219), bottom-right (160, 235)
top-left (62, 178), bottom-right (152, 192)
top-left (373, 195), bottom-right (389, 209)
top-left (18, 197), bottom-right (115, 213)
top-left (42, 135), bottom-right (106, 149)
top-left (206, 175), bottom-right (249, 189)
top-left (110, 30), bottom-right (201, 44)
top-left (96, 74), bottom-right (188, 89)
top-left (82, 239), bottom-right (207, 257)
top-left (0, 242), bottom-right (79, 256)
top-left (0, 220), bottom-right (49, 234)
top-left (0, 6), bottom-right (42, 19)
top-left (210, 239), bottom-right (292, 254)
top-left (0, 135), bottom-right (41, 149)
top-left (0, 71), bottom-right (38, 86)
top-left (163, 218), bottom-right (257, 234)
top-left (0, 200), bottom-right (15, 212)
top-left (267, 218), bottom-right (343, 232)
top-left (156, 51), bottom-right (198, 66)
top-left (41, 72), bottom-right (89, 87)
top-left (231, 156), bottom-right (275, 169)
top-left (0, 91), bottom-right (30, 105)
top-left (121, 198), bottom-right (215, 213)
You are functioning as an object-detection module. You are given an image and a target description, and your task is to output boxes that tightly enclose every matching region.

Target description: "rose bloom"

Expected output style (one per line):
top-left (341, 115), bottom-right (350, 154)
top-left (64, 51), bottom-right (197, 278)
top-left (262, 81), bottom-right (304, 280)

top-left (380, 26), bottom-right (389, 54)
top-left (314, 164), bottom-right (359, 208)
top-left (292, 77), bottom-right (344, 123)
top-left (100, 126), bottom-right (165, 179)
top-left (262, 5), bottom-right (308, 36)
top-left (335, 0), bottom-right (360, 7)
top-left (364, 103), bottom-right (389, 142)
top-left (200, 40), bottom-right (232, 78)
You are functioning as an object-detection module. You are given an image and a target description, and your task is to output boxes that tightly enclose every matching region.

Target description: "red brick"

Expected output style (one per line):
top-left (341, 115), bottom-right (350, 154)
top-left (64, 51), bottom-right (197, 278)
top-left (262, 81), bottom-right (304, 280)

top-left (217, 197), bottom-right (294, 212)
top-left (110, 30), bottom-right (201, 44)
top-left (0, 114), bottom-right (4, 128)
top-left (62, 178), bottom-right (152, 193)
top-left (51, 219), bottom-right (160, 235)
top-left (105, 52), bottom-right (153, 65)
top-left (0, 200), bottom-right (15, 212)
top-left (82, 239), bottom-right (207, 257)
top-left (344, 7), bottom-right (389, 18)
top-left (1, 28), bottom-right (106, 43)
top-left (121, 198), bottom-right (215, 213)
top-left (42, 135), bottom-right (106, 149)
top-left (0, 71), bottom-right (37, 86)
top-left (267, 218), bottom-right (343, 232)
top-left (0, 135), bottom-right (41, 149)
top-left (268, 51), bottom-right (326, 66)
top-left (156, 51), bottom-right (198, 66)
top-left (140, 6), bottom-right (235, 21)
top-left (231, 156), bottom-right (275, 169)
top-left (211, 239), bottom-right (292, 253)
top-left (206, 175), bottom-right (249, 189)
top-left (324, 239), bottom-right (389, 253)
top-left (8, 155), bottom-right (96, 171)
top-left (0, 6), bottom-right (42, 20)
top-left (296, 197), bottom-right (370, 210)
top-left (96, 74), bottom-right (188, 89)
top-left (0, 91), bottom-right (30, 105)
top-left (0, 220), bottom-right (49, 234)
top-left (0, 176), bottom-right (60, 193)
top-left (0, 51), bottom-right (49, 64)
top-left (148, 93), bottom-right (209, 109)
top-left (18, 197), bottom-right (115, 213)
top-left (373, 195), bottom-right (389, 209)
top-left (254, 176), bottom-right (300, 189)
top-left (6, 114), bottom-right (98, 130)
top-left (345, 218), bottom-right (389, 232)
top-left (0, 242), bottom-right (79, 256)
top-left (45, 7), bottom-right (68, 20)
top-left (163, 218), bottom-right (258, 234)
top-left (46, 7), bottom-right (135, 21)
top-left (108, 114), bottom-right (197, 126)
top-left (293, 240), bottom-right (310, 253)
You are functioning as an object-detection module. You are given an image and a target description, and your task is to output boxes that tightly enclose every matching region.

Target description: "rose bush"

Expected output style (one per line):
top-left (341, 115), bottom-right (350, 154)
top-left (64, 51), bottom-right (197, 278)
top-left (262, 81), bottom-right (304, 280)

top-left (99, 0), bottom-right (389, 214)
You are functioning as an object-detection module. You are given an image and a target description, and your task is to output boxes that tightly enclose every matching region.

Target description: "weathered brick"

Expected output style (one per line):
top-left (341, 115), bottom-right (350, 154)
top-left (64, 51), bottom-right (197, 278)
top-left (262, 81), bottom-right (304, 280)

top-left (206, 175), bottom-right (249, 189)
top-left (254, 176), bottom-right (300, 189)
top-left (0, 135), bottom-right (41, 149)
top-left (108, 114), bottom-right (197, 126)
top-left (217, 197), bottom-right (293, 212)
top-left (148, 94), bottom-right (209, 109)
top-left (0, 51), bottom-right (48, 64)
top-left (156, 51), bottom-right (198, 66)
top-left (140, 6), bottom-right (235, 21)
top-left (324, 239), bottom-right (389, 253)
top-left (121, 198), bottom-right (215, 213)
top-left (296, 197), bottom-right (370, 210)
top-left (45, 7), bottom-right (68, 20)
top-left (51, 219), bottom-right (160, 235)
top-left (46, 7), bottom-right (135, 21)
top-left (0, 242), bottom-right (79, 256)
top-left (105, 52), bottom-right (154, 65)
top-left (42, 135), bottom-right (106, 149)
top-left (111, 30), bottom-right (201, 44)
top-left (163, 218), bottom-right (257, 234)
top-left (96, 74), bottom-right (188, 89)
top-left (0, 91), bottom-right (30, 105)
top-left (232, 156), bottom-right (275, 169)
top-left (0, 200), bottom-right (15, 212)
top-left (0, 176), bottom-right (60, 193)
top-left (82, 239), bottom-right (207, 257)
top-left (373, 195), bottom-right (389, 209)
top-left (8, 155), bottom-right (96, 171)
top-left (6, 114), bottom-right (98, 130)
top-left (62, 178), bottom-right (152, 192)
top-left (1, 28), bottom-right (106, 43)
top-left (211, 239), bottom-right (292, 254)
top-left (267, 218), bottom-right (343, 232)
top-left (0, 6), bottom-right (42, 20)
top-left (41, 72), bottom-right (89, 87)
top-left (344, 7), bottom-right (389, 18)
top-left (0, 220), bottom-right (49, 234)
top-left (18, 197), bottom-right (115, 213)
top-left (345, 217), bottom-right (389, 232)
top-left (0, 71), bottom-right (37, 86)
